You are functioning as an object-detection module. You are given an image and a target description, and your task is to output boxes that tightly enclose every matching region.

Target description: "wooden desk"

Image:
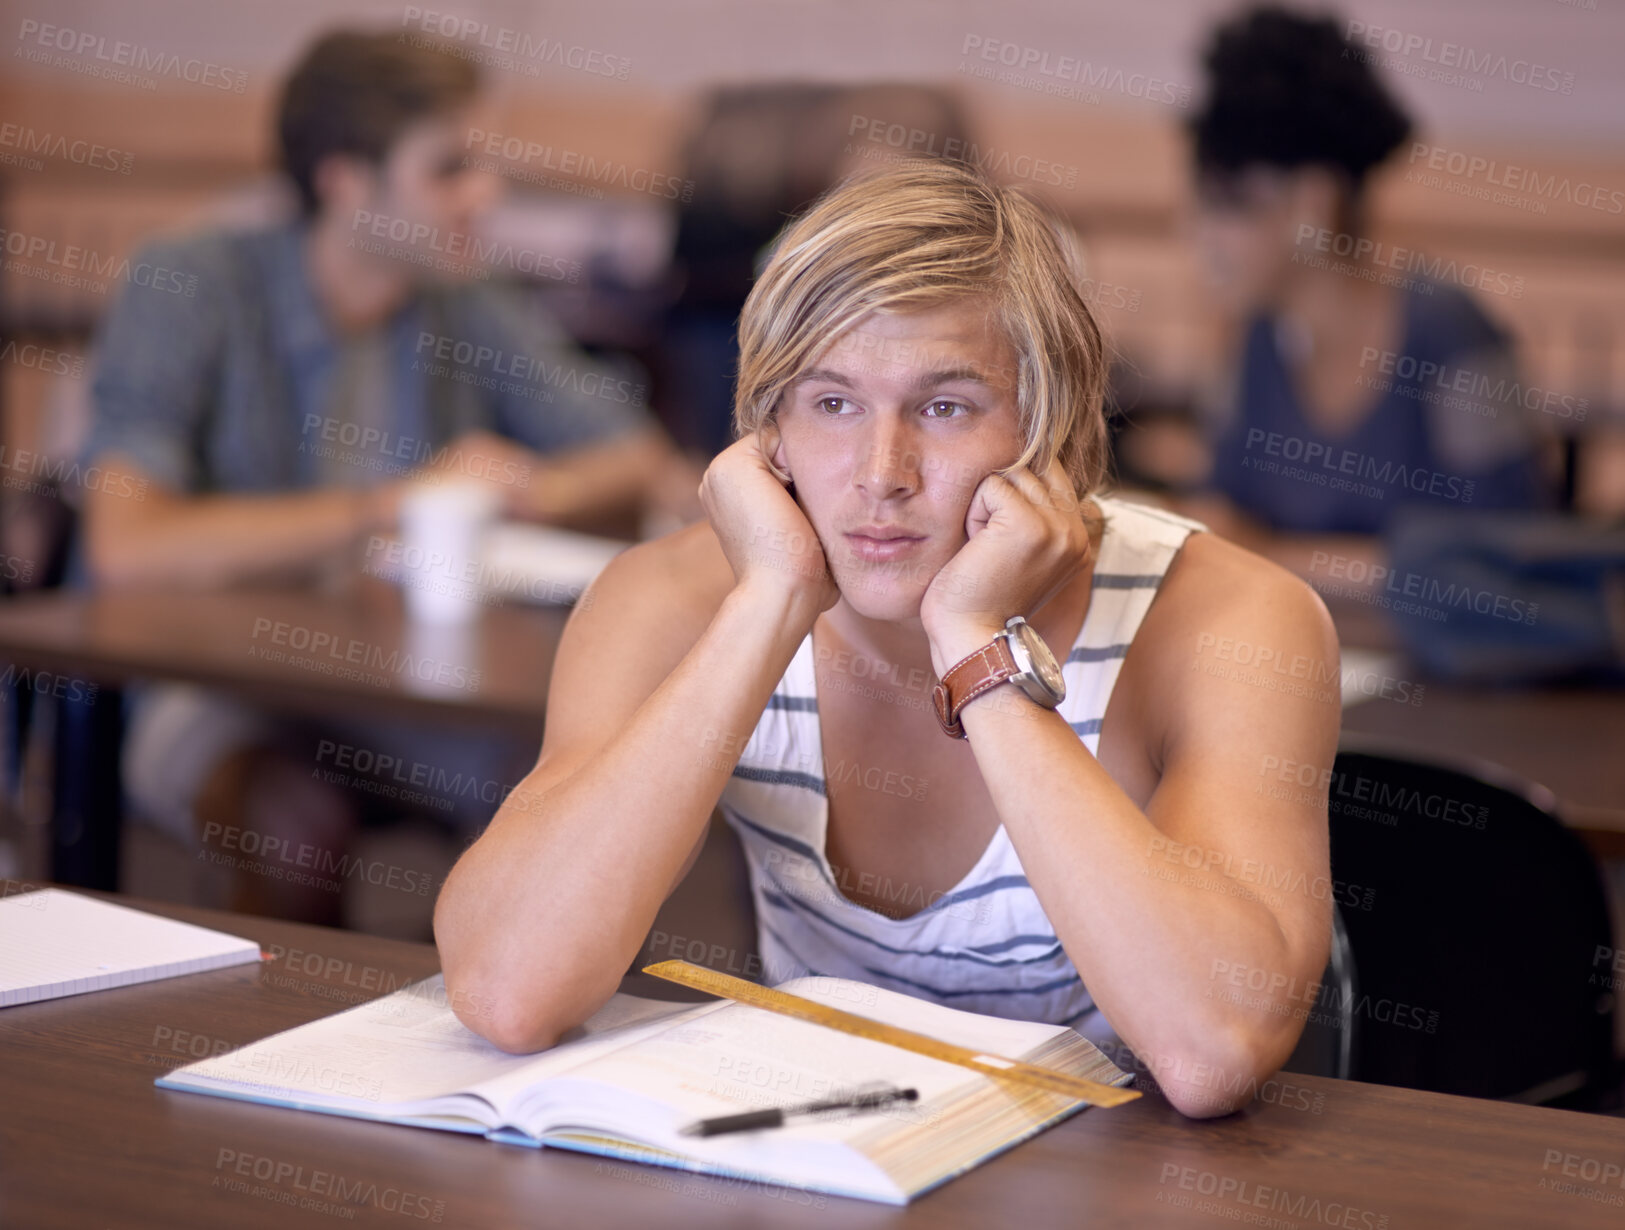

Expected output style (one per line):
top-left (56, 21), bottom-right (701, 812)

top-left (1323, 594), bottom-right (1625, 854)
top-left (0, 583), bottom-right (1618, 877)
top-left (0, 582), bottom-right (568, 730)
top-left (3, 889), bottom-right (1624, 1229)
top-left (1342, 685), bottom-right (1625, 854)
top-left (0, 584), bottom-right (567, 886)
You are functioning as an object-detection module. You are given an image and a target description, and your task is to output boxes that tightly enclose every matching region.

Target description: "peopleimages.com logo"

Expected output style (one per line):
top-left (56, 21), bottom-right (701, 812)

top-left (1293, 224), bottom-right (1524, 299)
top-left (1356, 346), bottom-right (1588, 422)
top-left (400, 8), bottom-right (630, 81)
top-left (1343, 20), bottom-right (1575, 95)
top-left (1241, 428), bottom-right (1474, 503)
top-left (13, 19), bottom-right (249, 91)
top-left (1405, 142), bottom-right (1622, 216)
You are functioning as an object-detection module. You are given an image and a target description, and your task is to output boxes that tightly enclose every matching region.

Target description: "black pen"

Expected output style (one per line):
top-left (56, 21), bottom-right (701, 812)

top-left (679, 1086), bottom-right (920, 1137)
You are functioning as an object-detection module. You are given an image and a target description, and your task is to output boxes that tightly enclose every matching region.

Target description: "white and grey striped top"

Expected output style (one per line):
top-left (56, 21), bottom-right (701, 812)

top-left (717, 495), bottom-right (1206, 1029)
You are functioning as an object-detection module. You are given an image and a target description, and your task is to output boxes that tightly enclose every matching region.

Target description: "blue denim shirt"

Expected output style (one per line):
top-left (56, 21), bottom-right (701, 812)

top-left (82, 221), bottom-right (652, 495)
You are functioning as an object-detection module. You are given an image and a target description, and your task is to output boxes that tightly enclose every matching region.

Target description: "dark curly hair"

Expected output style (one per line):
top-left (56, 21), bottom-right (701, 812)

top-left (1189, 6), bottom-right (1412, 193)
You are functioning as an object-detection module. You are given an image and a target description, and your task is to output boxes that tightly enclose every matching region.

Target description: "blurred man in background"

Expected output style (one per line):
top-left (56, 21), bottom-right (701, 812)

top-left (1170, 6), bottom-right (1558, 586)
top-left (77, 29), bottom-right (694, 924)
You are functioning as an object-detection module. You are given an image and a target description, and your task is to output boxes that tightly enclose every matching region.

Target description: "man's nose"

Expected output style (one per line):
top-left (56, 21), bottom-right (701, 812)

top-left (854, 417), bottom-right (920, 498)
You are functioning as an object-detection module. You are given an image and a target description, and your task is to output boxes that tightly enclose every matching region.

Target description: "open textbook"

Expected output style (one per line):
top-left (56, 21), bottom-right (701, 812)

top-left (157, 972), bottom-right (1133, 1205)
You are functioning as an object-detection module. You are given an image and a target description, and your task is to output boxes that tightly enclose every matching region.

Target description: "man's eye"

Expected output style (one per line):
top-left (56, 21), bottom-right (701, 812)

top-left (924, 400), bottom-right (967, 419)
top-left (817, 396), bottom-right (854, 415)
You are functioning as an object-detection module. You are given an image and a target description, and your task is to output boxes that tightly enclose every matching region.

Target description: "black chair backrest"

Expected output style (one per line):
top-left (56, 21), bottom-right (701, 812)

top-left (1282, 902), bottom-right (1358, 1081)
top-left (1327, 738), bottom-right (1616, 1103)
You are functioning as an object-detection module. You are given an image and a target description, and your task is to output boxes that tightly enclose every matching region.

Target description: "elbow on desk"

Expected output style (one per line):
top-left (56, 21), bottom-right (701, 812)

top-left (83, 534), bottom-right (145, 590)
top-left (1150, 1028), bottom-right (1284, 1120)
top-left (84, 531), bottom-right (201, 591)
top-left (1159, 1076), bottom-right (1249, 1120)
top-left (438, 926), bottom-right (610, 1054)
top-left (82, 498), bottom-right (163, 589)
top-left (433, 863), bottom-right (627, 1055)
top-left (445, 972), bottom-right (577, 1055)
top-left (434, 888), bottom-right (576, 1053)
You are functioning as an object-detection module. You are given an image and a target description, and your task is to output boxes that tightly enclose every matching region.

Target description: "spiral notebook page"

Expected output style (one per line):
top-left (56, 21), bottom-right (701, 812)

top-left (0, 889), bottom-right (262, 1008)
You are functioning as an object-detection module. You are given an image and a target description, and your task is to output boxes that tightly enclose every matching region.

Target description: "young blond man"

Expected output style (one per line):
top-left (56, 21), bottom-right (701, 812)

top-left (435, 161), bottom-right (1340, 1117)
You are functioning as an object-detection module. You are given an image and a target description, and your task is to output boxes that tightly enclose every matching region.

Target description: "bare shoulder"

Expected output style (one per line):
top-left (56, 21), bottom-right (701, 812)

top-left (537, 521), bottom-right (736, 766)
top-left (1157, 530), bottom-right (1336, 643)
top-left (570, 520), bottom-right (736, 666)
top-left (592, 520), bottom-right (735, 606)
top-left (1134, 529), bottom-right (1341, 721)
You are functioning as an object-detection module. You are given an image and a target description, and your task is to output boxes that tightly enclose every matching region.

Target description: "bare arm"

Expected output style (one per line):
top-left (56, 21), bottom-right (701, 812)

top-left (84, 424), bottom-right (694, 589)
top-left (433, 433), bottom-right (837, 1053)
top-left (940, 533), bottom-right (1337, 1118)
top-left (920, 466), bottom-right (1334, 1118)
top-left (82, 453), bottom-right (396, 590)
top-left (364, 426), bottom-right (701, 537)
top-left (517, 425), bottom-right (698, 530)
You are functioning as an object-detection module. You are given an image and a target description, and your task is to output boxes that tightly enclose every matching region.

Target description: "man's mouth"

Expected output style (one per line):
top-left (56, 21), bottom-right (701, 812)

top-left (843, 526), bottom-right (927, 564)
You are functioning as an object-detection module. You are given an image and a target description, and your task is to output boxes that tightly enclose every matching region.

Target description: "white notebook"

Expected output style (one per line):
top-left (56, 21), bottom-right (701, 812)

top-left (0, 889), bottom-right (262, 1008)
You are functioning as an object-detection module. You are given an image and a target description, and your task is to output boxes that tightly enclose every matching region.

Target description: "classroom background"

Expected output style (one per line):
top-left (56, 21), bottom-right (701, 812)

top-left (1, 0), bottom-right (1622, 1117)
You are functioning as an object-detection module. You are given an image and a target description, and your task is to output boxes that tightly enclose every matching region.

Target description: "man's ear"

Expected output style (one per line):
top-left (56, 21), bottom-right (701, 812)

top-left (312, 152), bottom-right (378, 221)
top-left (763, 422), bottom-right (791, 479)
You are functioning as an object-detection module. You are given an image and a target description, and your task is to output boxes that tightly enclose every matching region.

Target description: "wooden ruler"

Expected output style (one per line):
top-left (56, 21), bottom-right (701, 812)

top-left (642, 960), bottom-right (1139, 1109)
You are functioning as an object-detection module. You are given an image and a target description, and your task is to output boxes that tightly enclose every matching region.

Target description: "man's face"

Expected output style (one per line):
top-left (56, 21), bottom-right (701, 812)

top-left (345, 106), bottom-right (502, 280)
top-left (774, 299), bottom-right (1026, 623)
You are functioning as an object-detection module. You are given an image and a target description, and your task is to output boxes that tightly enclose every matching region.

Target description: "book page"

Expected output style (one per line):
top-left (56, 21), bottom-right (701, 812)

top-left (518, 975), bottom-right (1082, 1144)
top-left (163, 974), bottom-right (709, 1118)
top-left (459, 995), bottom-right (731, 1116)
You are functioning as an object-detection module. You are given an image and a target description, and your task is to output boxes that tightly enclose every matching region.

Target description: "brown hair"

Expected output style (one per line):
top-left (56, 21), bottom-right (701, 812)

top-left (733, 159), bottom-right (1109, 500)
top-left (277, 28), bottom-right (480, 218)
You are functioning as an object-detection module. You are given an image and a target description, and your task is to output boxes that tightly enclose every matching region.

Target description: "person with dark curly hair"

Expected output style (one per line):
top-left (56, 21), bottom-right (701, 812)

top-left (1176, 6), bottom-right (1557, 583)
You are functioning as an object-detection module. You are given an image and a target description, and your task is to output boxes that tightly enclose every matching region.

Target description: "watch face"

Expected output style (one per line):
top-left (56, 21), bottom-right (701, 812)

top-left (1009, 619), bottom-right (1065, 703)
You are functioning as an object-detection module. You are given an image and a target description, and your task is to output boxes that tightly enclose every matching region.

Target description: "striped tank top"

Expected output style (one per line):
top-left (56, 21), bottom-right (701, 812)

top-left (717, 495), bottom-right (1206, 1031)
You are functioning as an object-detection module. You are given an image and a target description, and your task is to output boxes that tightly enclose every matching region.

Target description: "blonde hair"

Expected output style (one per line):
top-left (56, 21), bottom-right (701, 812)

top-left (733, 159), bottom-right (1109, 500)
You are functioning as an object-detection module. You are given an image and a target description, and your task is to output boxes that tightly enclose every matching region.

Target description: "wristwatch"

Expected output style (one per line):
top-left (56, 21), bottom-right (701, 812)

top-left (932, 616), bottom-right (1066, 739)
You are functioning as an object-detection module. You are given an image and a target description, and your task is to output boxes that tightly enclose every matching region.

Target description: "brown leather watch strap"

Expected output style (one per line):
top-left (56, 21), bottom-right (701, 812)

top-left (931, 635), bottom-right (1019, 739)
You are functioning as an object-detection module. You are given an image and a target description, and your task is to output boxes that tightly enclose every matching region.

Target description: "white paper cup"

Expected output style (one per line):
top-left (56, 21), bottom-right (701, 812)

top-left (400, 619), bottom-right (482, 698)
top-left (397, 480), bottom-right (502, 624)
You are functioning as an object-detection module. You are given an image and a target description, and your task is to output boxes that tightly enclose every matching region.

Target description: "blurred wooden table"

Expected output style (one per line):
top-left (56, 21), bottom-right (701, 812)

top-left (0, 580), bottom-right (569, 730)
top-left (4, 886), bottom-right (1624, 1230)
top-left (0, 582), bottom-right (568, 887)
top-left (1342, 685), bottom-right (1625, 853)
top-left (0, 581), bottom-right (1618, 879)
top-left (1325, 595), bottom-right (1625, 855)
